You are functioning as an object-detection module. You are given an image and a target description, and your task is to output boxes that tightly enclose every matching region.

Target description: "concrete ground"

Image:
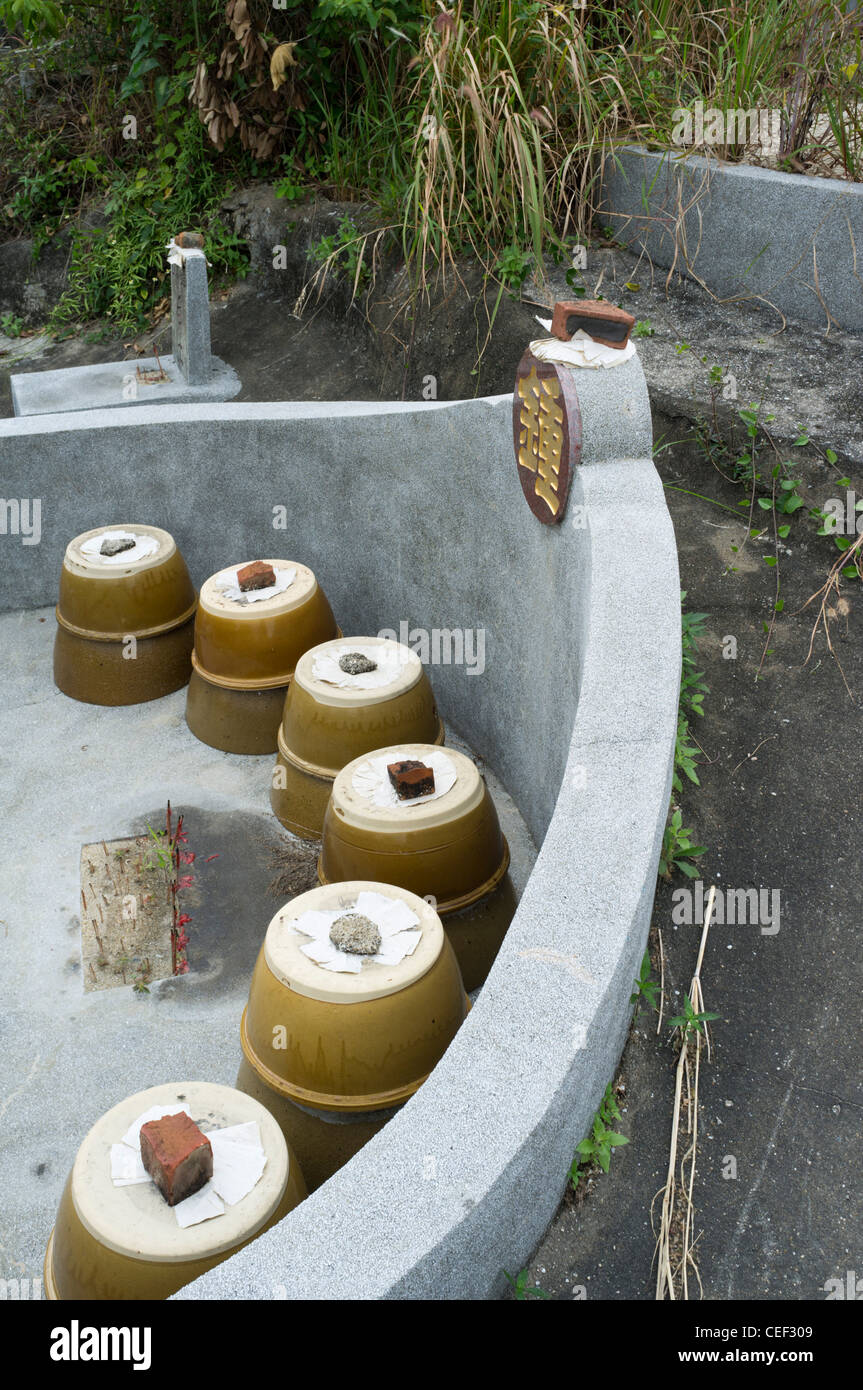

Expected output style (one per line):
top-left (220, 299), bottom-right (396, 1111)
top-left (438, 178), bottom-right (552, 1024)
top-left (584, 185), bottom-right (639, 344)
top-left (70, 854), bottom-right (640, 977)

top-left (521, 434), bottom-right (863, 1301)
top-left (0, 613), bottom-right (534, 1288)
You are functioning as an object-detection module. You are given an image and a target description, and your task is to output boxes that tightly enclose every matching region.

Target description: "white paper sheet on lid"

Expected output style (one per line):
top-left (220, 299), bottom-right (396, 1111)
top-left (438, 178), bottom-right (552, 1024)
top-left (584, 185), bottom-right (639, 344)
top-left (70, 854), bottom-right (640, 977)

top-left (110, 1143), bottom-right (150, 1186)
top-left (215, 565), bottom-right (296, 604)
top-left (290, 890), bottom-right (422, 974)
top-left (110, 1108), bottom-right (268, 1227)
top-left (312, 642), bottom-right (410, 689)
top-left (208, 1122), bottom-right (268, 1205)
top-left (351, 750), bottom-right (457, 809)
top-left (531, 318), bottom-right (635, 369)
top-left (173, 1182), bottom-right (225, 1228)
top-left (80, 531), bottom-right (160, 565)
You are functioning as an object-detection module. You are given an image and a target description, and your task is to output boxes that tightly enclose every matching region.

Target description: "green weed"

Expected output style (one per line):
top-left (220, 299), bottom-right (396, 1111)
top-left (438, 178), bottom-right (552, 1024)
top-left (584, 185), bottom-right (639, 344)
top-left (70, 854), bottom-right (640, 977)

top-left (503, 1267), bottom-right (552, 1300)
top-left (570, 1082), bottom-right (629, 1180)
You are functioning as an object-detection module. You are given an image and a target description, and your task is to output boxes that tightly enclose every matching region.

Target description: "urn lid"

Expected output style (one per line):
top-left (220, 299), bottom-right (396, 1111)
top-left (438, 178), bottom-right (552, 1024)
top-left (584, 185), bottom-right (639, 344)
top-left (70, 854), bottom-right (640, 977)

top-left (294, 636), bottom-right (424, 708)
top-left (63, 524), bottom-right (176, 577)
top-left (198, 560), bottom-right (316, 618)
top-left (330, 743), bottom-right (483, 834)
top-left (264, 880), bottom-right (443, 1004)
top-left (70, 1081), bottom-right (289, 1263)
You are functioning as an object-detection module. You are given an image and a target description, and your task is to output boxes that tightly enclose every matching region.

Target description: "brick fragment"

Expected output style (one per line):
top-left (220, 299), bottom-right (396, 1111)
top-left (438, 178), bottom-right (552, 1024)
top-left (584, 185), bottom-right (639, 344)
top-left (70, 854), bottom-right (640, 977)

top-left (387, 759), bottom-right (436, 800)
top-left (139, 1111), bottom-right (213, 1207)
top-left (237, 561), bottom-right (276, 592)
top-left (550, 299), bottom-right (635, 349)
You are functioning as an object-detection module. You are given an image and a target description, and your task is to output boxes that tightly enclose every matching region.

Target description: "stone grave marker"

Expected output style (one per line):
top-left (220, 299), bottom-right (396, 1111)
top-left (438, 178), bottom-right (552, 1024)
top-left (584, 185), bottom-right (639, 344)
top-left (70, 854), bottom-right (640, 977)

top-left (10, 233), bottom-right (240, 416)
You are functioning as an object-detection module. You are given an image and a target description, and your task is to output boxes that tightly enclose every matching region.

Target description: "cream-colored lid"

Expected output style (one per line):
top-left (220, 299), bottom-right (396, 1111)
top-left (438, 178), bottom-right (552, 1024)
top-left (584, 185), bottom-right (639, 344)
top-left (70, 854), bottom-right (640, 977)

top-left (331, 744), bottom-right (482, 833)
top-left (64, 524), bottom-right (175, 577)
top-left (199, 560), bottom-right (315, 618)
top-left (294, 636), bottom-right (423, 708)
top-left (264, 880), bottom-right (443, 1003)
top-left (70, 1081), bottom-right (288, 1263)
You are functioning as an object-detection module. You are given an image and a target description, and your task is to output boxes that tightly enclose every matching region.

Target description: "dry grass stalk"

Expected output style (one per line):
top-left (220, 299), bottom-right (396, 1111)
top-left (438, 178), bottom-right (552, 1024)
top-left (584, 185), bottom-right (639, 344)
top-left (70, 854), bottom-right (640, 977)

top-left (653, 884), bottom-right (716, 1300)
top-left (799, 528), bottom-right (862, 700)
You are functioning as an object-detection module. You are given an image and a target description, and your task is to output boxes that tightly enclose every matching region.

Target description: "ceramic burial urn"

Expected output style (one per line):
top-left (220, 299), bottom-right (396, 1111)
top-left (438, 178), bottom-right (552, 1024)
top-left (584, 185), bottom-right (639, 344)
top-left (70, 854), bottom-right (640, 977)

top-left (53, 524), bottom-right (196, 705)
top-left (43, 1080), bottom-right (306, 1301)
top-left (238, 881), bottom-right (467, 1189)
top-left (318, 745), bottom-right (515, 991)
top-left (270, 636), bottom-right (444, 840)
top-left (185, 559), bottom-right (338, 754)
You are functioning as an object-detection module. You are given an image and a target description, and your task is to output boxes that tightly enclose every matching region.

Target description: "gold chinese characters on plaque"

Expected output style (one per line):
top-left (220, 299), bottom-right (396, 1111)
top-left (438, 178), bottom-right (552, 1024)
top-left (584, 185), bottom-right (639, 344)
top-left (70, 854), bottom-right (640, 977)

top-left (512, 351), bottom-right (581, 524)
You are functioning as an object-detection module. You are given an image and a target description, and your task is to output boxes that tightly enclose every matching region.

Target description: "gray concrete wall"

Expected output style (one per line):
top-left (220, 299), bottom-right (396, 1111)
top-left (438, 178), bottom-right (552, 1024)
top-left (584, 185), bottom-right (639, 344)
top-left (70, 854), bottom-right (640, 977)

top-left (0, 369), bottom-right (680, 1296)
top-left (600, 145), bottom-right (863, 333)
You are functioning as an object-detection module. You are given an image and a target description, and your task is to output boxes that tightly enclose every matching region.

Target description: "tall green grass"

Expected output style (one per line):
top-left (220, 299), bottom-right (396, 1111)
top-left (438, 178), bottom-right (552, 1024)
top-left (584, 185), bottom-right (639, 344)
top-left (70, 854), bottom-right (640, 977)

top-left (2, 0), bottom-right (859, 317)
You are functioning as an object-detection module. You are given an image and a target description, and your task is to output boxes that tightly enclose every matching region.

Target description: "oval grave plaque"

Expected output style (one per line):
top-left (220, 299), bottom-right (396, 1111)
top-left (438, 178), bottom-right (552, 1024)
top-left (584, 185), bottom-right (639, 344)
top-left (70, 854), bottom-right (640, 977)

top-left (512, 350), bottom-right (582, 524)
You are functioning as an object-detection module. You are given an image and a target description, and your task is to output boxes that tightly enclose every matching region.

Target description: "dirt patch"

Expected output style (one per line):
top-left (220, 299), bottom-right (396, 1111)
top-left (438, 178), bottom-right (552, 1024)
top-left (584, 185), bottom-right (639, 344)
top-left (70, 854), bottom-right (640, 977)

top-left (79, 836), bottom-right (173, 992)
top-left (265, 832), bottom-right (320, 901)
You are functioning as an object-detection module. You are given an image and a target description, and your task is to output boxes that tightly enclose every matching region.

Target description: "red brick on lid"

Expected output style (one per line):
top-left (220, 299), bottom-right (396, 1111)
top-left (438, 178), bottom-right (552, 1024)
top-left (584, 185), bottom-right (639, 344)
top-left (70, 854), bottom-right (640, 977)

top-left (237, 561), bottom-right (276, 592)
top-left (139, 1111), bottom-right (213, 1207)
top-left (387, 759), bottom-right (436, 801)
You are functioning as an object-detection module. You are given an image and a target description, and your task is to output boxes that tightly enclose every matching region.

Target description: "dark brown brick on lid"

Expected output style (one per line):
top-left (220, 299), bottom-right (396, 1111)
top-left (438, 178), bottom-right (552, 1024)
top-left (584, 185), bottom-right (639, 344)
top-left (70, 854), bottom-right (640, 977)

top-left (237, 561), bottom-right (276, 592)
top-left (387, 759), bottom-right (436, 800)
top-left (550, 299), bottom-right (635, 349)
top-left (139, 1111), bottom-right (213, 1206)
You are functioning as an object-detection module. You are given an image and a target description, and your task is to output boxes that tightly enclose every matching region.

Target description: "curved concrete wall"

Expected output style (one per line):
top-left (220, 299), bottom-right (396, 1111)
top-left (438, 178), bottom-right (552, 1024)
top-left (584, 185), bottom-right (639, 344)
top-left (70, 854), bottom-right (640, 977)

top-left (600, 145), bottom-right (863, 333)
top-left (0, 358), bottom-right (680, 1296)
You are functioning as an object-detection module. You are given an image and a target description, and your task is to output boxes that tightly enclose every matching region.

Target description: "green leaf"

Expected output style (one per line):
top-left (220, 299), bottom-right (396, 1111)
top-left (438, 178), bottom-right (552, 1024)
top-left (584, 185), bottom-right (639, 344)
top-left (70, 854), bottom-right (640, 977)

top-left (764, 556), bottom-right (778, 566)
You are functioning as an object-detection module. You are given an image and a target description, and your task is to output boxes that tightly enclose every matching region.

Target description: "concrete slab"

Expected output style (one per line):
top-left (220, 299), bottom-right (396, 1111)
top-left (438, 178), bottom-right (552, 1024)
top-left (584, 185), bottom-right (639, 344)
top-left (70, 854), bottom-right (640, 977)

top-left (10, 353), bottom-right (241, 417)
